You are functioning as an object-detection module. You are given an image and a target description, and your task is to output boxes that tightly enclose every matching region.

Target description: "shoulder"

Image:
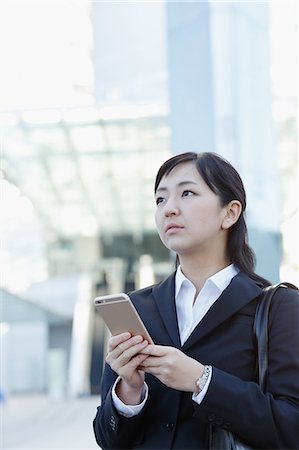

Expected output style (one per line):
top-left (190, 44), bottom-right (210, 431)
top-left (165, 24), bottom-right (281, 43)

top-left (128, 271), bottom-right (176, 299)
top-left (128, 272), bottom-right (176, 307)
top-left (269, 282), bottom-right (299, 305)
top-left (267, 283), bottom-right (299, 326)
top-left (127, 280), bottom-right (163, 309)
top-left (231, 271), bottom-right (263, 298)
top-left (128, 283), bottom-right (157, 300)
top-left (276, 283), bottom-right (298, 303)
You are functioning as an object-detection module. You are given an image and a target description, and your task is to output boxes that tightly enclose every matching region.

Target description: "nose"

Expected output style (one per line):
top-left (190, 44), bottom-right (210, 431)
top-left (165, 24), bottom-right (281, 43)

top-left (164, 198), bottom-right (180, 217)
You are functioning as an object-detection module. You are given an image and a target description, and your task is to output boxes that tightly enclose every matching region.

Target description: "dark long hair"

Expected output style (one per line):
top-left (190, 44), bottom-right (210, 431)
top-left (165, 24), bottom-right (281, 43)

top-left (155, 152), bottom-right (270, 287)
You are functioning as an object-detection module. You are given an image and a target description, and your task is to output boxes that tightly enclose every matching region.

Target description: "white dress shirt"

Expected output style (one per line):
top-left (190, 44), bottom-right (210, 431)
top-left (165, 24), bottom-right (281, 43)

top-left (112, 263), bottom-right (239, 416)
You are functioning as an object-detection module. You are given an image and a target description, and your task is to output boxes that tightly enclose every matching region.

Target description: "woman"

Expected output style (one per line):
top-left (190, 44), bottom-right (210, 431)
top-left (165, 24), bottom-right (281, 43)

top-left (93, 152), bottom-right (299, 449)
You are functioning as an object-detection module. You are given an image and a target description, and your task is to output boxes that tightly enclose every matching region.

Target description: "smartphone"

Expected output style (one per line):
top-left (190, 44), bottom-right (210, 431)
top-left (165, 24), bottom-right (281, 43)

top-left (94, 293), bottom-right (154, 344)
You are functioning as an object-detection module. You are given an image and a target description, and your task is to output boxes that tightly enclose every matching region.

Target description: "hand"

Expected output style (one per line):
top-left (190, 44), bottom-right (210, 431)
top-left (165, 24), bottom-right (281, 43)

top-left (140, 344), bottom-right (204, 392)
top-left (106, 332), bottom-right (149, 404)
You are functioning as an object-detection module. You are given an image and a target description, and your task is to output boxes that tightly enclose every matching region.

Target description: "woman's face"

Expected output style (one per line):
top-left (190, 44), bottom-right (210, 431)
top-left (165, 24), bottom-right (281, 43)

top-left (155, 162), bottom-right (229, 258)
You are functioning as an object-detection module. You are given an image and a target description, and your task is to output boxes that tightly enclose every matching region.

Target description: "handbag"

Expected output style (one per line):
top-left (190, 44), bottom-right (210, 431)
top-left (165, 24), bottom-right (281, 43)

top-left (209, 282), bottom-right (298, 450)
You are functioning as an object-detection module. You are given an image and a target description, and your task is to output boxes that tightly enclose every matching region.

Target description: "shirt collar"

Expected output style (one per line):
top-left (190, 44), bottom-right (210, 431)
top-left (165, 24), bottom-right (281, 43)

top-left (175, 263), bottom-right (239, 297)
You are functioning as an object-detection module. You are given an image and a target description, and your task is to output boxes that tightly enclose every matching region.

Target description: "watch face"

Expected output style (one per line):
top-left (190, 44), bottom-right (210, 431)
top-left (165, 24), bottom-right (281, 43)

top-left (197, 365), bottom-right (211, 391)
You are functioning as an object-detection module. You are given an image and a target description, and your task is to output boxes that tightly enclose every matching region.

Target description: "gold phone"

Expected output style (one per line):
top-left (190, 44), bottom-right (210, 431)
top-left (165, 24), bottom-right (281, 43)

top-left (94, 293), bottom-right (154, 344)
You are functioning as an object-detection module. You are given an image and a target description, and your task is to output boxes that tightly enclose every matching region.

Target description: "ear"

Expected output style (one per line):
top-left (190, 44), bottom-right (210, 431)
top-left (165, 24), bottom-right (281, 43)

top-left (221, 200), bottom-right (242, 230)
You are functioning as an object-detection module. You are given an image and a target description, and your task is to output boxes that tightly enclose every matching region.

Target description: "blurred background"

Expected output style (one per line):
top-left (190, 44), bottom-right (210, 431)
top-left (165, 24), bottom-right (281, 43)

top-left (1, 1), bottom-right (298, 449)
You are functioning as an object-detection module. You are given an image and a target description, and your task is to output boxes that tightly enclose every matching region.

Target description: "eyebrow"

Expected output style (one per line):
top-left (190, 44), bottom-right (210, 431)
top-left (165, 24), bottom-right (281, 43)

top-left (156, 180), bottom-right (198, 193)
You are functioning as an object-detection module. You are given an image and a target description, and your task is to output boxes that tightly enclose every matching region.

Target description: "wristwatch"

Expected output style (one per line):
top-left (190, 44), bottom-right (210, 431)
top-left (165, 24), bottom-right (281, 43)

top-left (194, 365), bottom-right (211, 395)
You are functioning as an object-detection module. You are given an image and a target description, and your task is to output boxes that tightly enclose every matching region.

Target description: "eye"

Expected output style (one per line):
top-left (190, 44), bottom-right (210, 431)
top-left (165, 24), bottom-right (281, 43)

top-left (182, 190), bottom-right (195, 197)
top-left (156, 196), bottom-right (165, 205)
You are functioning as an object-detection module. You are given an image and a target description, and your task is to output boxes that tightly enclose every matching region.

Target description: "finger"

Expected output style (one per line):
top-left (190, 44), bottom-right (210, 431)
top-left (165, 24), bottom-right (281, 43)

top-left (139, 365), bottom-right (162, 377)
top-left (140, 344), bottom-right (168, 357)
top-left (108, 332), bottom-right (131, 352)
top-left (108, 340), bottom-right (148, 368)
top-left (110, 344), bottom-right (148, 374)
top-left (107, 335), bottom-right (138, 364)
top-left (139, 355), bottom-right (163, 368)
top-left (108, 335), bottom-right (142, 360)
top-left (117, 340), bottom-right (148, 365)
top-left (108, 335), bottom-right (144, 362)
top-left (126, 353), bottom-right (149, 371)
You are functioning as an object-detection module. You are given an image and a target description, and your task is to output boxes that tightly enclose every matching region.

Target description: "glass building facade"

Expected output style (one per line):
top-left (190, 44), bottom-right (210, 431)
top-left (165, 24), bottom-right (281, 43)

top-left (1, 1), bottom-right (297, 400)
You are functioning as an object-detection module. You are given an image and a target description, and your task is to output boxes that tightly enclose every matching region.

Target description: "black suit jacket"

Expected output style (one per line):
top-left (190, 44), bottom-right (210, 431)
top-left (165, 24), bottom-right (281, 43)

top-left (93, 272), bottom-right (299, 449)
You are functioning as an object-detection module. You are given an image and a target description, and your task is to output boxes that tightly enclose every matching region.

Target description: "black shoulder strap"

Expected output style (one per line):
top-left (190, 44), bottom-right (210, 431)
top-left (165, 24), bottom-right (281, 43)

top-left (253, 282), bottom-right (298, 391)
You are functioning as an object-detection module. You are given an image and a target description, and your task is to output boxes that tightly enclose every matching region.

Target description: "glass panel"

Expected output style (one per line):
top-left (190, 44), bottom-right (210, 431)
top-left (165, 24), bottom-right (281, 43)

top-left (3, 130), bottom-right (37, 157)
top-left (70, 125), bottom-right (106, 152)
top-left (47, 156), bottom-right (78, 185)
top-left (78, 155), bottom-right (109, 183)
top-left (105, 123), bottom-right (140, 151)
top-left (110, 153), bottom-right (141, 178)
top-left (29, 129), bottom-right (69, 154)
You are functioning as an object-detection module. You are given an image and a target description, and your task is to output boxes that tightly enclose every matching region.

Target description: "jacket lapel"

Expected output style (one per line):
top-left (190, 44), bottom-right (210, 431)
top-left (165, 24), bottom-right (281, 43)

top-left (152, 273), bottom-right (181, 347)
top-left (151, 271), bottom-right (262, 350)
top-left (182, 272), bottom-right (262, 350)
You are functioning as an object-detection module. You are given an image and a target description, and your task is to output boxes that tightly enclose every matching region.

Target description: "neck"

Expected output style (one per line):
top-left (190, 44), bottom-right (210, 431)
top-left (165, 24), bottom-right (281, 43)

top-left (179, 254), bottom-right (231, 294)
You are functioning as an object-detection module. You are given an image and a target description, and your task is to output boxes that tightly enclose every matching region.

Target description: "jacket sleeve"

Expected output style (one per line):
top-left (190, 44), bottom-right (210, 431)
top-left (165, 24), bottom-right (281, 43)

top-left (93, 363), bottom-right (147, 449)
top-left (193, 287), bottom-right (299, 449)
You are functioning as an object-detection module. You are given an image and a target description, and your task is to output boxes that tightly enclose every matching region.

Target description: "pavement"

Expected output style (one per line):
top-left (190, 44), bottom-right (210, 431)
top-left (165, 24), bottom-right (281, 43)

top-left (1, 394), bottom-right (101, 450)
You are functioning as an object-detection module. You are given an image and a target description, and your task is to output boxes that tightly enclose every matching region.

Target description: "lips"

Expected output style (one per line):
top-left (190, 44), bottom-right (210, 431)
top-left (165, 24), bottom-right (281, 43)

top-left (165, 223), bottom-right (184, 233)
